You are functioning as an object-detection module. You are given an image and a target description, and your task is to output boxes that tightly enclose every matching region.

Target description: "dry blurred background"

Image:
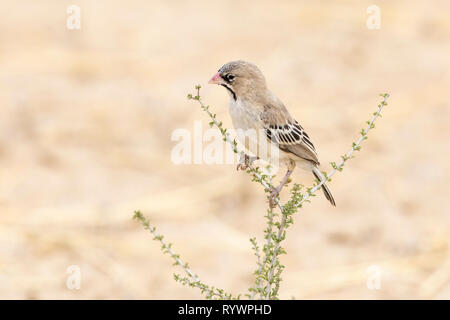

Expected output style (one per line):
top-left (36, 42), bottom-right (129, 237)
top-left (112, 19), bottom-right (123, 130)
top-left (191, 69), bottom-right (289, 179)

top-left (0, 0), bottom-right (449, 299)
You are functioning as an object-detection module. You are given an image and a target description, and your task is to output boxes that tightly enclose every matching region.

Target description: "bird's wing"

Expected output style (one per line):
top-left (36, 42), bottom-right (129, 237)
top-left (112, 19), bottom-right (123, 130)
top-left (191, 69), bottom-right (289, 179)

top-left (260, 104), bottom-right (320, 165)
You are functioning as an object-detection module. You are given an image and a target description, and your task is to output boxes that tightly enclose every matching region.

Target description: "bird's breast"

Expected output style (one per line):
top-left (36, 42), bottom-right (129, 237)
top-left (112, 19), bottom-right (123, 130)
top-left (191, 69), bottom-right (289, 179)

top-left (228, 99), bottom-right (260, 131)
top-left (228, 99), bottom-right (269, 159)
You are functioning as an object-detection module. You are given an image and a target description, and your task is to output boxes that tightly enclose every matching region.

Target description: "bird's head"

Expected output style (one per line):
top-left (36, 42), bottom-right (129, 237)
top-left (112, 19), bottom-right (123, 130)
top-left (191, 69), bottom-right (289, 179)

top-left (208, 60), bottom-right (266, 100)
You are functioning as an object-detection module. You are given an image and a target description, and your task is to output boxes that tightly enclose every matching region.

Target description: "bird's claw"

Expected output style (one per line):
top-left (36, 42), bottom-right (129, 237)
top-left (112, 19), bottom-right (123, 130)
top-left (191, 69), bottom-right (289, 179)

top-left (268, 187), bottom-right (281, 208)
top-left (236, 163), bottom-right (249, 171)
top-left (237, 154), bottom-right (252, 171)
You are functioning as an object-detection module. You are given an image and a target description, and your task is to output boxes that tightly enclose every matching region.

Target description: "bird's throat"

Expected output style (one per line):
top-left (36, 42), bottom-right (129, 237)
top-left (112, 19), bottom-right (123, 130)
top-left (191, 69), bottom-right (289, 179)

top-left (220, 84), bottom-right (236, 101)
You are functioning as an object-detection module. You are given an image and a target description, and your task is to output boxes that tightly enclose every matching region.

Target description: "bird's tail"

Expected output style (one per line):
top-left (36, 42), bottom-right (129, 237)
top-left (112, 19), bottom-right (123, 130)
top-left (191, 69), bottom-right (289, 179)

top-left (312, 166), bottom-right (336, 206)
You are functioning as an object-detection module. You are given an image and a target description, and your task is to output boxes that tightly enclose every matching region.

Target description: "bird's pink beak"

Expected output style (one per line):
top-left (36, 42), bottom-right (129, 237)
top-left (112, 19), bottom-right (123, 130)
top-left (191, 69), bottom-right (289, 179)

top-left (208, 72), bottom-right (224, 85)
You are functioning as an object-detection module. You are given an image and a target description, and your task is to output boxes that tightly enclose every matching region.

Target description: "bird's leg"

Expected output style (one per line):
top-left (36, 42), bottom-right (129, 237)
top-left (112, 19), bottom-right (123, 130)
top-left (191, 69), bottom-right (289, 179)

top-left (236, 154), bottom-right (249, 171)
top-left (237, 154), bottom-right (258, 171)
top-left (269, 169), bottom-right (293, 208)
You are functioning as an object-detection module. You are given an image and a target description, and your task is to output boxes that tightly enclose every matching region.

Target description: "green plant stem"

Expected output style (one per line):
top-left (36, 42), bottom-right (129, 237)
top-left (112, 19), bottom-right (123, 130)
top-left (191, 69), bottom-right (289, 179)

top-left (133, 210), bottom-right (235, 299)
top-left (264, 93), bottom-right (390, 298)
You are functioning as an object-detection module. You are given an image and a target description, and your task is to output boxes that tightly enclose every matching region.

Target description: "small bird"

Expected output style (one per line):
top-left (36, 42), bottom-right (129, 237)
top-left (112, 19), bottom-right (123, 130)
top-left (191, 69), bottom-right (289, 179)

top-left (208, 60), bottom-right (336, 207)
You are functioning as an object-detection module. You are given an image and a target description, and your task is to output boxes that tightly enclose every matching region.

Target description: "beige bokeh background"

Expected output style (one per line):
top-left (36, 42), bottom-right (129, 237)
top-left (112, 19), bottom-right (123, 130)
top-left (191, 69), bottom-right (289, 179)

top-left (0, 0), bottom-right (449, 299)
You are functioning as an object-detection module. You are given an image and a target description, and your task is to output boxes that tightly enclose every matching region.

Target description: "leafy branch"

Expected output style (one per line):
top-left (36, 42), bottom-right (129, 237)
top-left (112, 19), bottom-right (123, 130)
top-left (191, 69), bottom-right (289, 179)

top-left (134, 86), bottom-right (389, 300)
top-left (133, 211), bottom-right (237, 299)
top-left (262, 93), bottom-right (390, 298)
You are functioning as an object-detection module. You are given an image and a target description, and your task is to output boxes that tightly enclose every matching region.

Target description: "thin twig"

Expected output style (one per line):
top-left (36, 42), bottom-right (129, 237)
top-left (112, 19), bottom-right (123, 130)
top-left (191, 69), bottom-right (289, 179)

top-left (133, 211), bottom-right (199, 280)
top-left (249, 238), bottom-right (264, 300)
top-left (133, 211), bottom-right (235, 299)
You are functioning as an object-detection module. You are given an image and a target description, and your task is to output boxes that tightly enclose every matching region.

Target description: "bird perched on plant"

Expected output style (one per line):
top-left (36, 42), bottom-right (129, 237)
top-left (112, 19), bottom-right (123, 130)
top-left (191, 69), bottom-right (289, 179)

top-left (208, 60), bottom-right (335, 207)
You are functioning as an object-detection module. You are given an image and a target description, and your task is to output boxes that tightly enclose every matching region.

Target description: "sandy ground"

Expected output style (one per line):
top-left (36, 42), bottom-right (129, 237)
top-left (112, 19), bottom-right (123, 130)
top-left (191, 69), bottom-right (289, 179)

top-left (0, 0), bottom-right (449, 299)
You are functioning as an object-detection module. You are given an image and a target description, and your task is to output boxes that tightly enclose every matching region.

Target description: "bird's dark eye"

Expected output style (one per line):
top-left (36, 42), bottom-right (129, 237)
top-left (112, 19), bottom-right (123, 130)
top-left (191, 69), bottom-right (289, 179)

top-left (226, 74), bottom-right (235, 82)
